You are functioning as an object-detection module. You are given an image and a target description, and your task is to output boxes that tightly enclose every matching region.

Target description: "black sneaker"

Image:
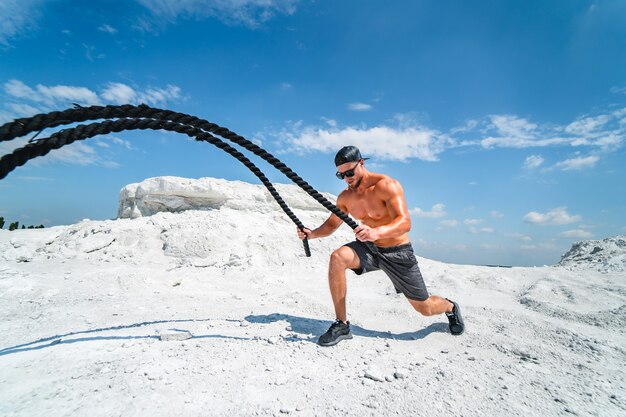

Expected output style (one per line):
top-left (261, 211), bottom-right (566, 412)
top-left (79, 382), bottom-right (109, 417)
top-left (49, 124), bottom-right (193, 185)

top-left (445, 299), bottom-right (465, 336)
top-left (318, 320), bottom-right (353, 346)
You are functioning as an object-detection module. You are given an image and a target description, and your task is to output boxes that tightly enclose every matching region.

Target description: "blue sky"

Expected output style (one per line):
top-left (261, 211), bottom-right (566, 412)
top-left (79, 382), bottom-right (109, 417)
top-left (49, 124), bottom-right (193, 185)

top-left (1, 0), bottom-right (625, 266)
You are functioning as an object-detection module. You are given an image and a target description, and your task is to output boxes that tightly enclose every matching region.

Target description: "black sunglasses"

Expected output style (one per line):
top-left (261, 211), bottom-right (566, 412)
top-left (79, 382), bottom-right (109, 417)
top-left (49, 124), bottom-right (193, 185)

top-left (335, 161), bottom-right (361, 180)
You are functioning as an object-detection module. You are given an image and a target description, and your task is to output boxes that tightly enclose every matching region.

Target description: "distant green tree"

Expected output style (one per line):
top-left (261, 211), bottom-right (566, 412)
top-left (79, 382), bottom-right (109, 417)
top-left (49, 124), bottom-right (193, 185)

top-left (21, 225), bottom-right (25, 229)
top-left (0, 217), bottom-right (4, 229)
top-left (9, 221), bottom-right (19, 231)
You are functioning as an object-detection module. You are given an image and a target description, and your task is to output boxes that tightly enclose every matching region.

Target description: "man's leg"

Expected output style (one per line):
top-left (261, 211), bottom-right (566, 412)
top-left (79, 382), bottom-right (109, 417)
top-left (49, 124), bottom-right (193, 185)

top-left (408, 296), bottom-right (465, 335)
top-left (407, 296), bottom-right (453, 316)
top-left (328, 246), bottom-right (361, 322)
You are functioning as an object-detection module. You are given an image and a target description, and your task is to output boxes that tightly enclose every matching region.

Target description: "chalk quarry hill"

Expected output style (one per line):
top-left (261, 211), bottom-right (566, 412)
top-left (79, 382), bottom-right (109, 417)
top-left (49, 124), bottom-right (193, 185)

top-left (0, 176), bottom-right (625, 417)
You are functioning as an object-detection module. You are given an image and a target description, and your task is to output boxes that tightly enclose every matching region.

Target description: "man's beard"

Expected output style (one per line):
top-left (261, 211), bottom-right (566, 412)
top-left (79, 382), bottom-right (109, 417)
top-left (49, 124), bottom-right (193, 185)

top-left (348, 178), bottom-right (362, 189)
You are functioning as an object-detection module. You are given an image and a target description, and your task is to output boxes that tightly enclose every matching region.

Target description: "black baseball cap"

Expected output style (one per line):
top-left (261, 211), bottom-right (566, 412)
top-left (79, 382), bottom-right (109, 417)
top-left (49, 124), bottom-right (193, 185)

top-left (334, 146), bottom-right (370, 166)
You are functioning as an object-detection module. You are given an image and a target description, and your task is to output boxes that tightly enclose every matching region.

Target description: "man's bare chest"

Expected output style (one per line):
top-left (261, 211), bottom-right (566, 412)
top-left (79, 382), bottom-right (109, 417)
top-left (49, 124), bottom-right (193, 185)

top-left (345, 191), bottom-right (389, 222)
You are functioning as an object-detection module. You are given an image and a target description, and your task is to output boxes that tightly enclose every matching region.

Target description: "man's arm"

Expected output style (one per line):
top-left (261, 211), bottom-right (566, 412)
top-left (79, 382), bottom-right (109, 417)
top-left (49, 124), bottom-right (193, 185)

top-left (354, 178), bottom-right (411, 242)
top-left (297, 195), bottom-right (349, 240)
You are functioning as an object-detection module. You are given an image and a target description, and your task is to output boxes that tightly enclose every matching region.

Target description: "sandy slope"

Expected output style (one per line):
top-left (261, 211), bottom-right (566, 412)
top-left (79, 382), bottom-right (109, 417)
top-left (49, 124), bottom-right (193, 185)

top-left (1, 183), bottom-right (625, 417)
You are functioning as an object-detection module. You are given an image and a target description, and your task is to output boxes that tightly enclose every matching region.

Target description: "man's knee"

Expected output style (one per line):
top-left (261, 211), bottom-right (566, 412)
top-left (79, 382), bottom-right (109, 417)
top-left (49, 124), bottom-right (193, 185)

top-left (329, 246), bottom-right (356, 270)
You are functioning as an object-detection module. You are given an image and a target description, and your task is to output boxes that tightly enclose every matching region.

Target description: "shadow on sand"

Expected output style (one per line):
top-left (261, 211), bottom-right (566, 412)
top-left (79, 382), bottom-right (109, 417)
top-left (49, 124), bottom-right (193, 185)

top-left (0, 313), bottom-right (448, 356)
top-left (245, 313), bottom-right (448, 343)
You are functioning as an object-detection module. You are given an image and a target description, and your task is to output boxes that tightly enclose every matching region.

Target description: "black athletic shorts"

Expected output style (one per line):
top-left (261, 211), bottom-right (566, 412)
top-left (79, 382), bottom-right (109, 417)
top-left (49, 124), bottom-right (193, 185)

top-left (344, 240), bottom-right (429, 301)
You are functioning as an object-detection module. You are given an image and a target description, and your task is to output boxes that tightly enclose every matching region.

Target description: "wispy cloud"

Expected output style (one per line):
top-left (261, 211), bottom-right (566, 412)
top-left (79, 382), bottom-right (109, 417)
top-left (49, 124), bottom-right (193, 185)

top-left (469, 226), bottom-right (494, 234)
top-left (4, 79), bottom-right (101, 107)
top-left (348, 102), bottom-right (373, 111)
top-left (524, 154), bottom-right (544, 169)
top-left (98, 24), bottom-right (118, 34)
top-left (464, 218), bottom-right (483, 225)
top-left (523, 207), bottom-right (581, 225)
top-left (411, 203), bottom-right (447, 218)
top-left (440, 219), bottom-right (459, 228)
top-left (559, 229), bottom-right (593, 239)
top-left (610, 85), bottom-right (626, 95)
top-left (135, 0), bottom-right (299, 28)
top-left (2, 79), bottom-right (182, 118)
top-left (101, 82), bottom-right (181, 106)
top-left (0, 0), bottom-right (44, 46)
top-left (459, 109), bottom-right (626, 153)
top-left (554, 155), bottom-right (599, 171)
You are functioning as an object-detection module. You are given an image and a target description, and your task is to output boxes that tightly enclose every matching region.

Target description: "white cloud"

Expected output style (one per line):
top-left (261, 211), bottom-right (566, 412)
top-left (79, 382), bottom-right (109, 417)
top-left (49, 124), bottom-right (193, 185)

top-left (348, 102), bottom-right (372, 111)
top-left (136, 0), bottom-right (299, 28)
top-left (101, 83), bottom-right (137, 103)
top-left (480, 115), bottom-right (563, 148)
top-left (274, 105), bottom-right (625, 163)
top-left (610, 85), bottom-right (626, 95)
top-left (30, 142), bottom-right (101, 167)
top-left (440, 219), bottom-right (459, 228)
top-left (98, 24), bottom-right (118, 34)
top-left (4, 79), bottom-right (101, 107)
top-left (321, 117), bottom-right (337, 127)
top-left (7, 102), bottom-right (42, 117)
top-left (464, 218), bottom-right (482, 225)
top-left (139, 85), bottom-right (182, 106)
top-left (559, 229), bottom-right (593, 239)
top-left (280, 122), bottom-right (452, 162)
top-left (469, 226), bottom-right (495, 234)
top-left (565, 114), bottom-right (611, 136)
top-left (554, 155), bottom-right (599, 171)
top-left (37, 83), bottom-right (101, 105)
top-left (489, 211), bottom-right (504, 218)
top-left (524, 154), bottom-right (544, 169)
top-left (411, 203), bottom-right (446, 218)
top-left (280, 82), bottom-right (293, 90)
top-left (3, 80), bottom-right (182, 115)
top-left (460, 109), bottom-right (626, 152)
top-left (523, 207), bottom-right (581, 225)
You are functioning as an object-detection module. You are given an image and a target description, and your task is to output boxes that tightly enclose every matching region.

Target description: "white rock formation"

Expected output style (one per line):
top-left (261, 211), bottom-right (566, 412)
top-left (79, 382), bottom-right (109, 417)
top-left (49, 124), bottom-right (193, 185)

top-left (117, 176), bottom-right (337, 219)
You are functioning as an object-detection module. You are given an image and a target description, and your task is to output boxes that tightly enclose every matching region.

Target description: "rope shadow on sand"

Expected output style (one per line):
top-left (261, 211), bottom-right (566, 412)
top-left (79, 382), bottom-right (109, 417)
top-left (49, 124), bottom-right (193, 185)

top-left (0, 317), bottom-right (246, 356)
top-left (245, 313), bottom-right (449, 342)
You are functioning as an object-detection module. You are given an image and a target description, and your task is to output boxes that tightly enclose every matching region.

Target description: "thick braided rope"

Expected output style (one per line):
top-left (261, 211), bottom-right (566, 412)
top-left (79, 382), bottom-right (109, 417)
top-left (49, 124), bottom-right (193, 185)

top-left (0, 104), bottom-right (360, 230)
top-left (0, 118), bottom-right (311, 256)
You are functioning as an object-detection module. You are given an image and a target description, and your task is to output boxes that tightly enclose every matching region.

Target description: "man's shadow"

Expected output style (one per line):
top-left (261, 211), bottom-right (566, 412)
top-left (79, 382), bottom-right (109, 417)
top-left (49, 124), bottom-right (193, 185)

top-left (0, 313), bottom-right (448, 356)
top-left (245, 313), bottom-right (448, 342)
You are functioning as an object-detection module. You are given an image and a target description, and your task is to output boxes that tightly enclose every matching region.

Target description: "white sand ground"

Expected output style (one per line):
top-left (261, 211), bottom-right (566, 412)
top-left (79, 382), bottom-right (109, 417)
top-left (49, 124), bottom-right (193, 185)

top-left (1, 177), bottom-right (624, 417)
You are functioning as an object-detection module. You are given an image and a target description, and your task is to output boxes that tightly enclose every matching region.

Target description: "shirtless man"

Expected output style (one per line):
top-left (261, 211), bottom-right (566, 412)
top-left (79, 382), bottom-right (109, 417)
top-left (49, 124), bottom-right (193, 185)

top-left (297, 146), bottom-right (464, 346)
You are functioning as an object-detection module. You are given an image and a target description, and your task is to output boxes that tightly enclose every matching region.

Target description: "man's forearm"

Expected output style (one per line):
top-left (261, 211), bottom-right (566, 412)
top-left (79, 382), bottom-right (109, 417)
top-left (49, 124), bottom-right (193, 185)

top-left (375, 217), bottom-right (411, 239)
top-left (310, 224), bottom-right (335, 239)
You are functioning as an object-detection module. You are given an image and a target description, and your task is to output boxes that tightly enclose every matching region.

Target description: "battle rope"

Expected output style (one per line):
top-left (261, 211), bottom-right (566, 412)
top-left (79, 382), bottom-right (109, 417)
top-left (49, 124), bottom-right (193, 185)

top-left (0, 105), bottom-right (378, 255)
top-left (1, 118), bottom-right (311, 256)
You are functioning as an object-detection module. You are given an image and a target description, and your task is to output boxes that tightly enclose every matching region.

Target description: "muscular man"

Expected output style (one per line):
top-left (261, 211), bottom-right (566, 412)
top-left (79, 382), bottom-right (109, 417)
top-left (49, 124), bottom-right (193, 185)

top-left (297, 146), bottom-right (464, 346)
